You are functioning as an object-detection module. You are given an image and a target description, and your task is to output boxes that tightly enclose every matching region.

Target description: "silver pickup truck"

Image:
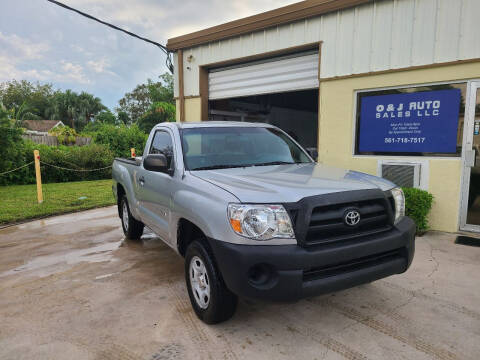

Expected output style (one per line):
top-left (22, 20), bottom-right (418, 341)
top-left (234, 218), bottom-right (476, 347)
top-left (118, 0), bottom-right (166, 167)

top-left (112, 122), bottom-right (415, 324)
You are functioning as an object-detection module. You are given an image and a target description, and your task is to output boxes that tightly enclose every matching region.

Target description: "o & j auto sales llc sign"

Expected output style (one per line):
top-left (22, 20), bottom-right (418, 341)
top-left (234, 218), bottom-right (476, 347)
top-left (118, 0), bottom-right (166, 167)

top-left (358, 89), bottom-right (461, 153)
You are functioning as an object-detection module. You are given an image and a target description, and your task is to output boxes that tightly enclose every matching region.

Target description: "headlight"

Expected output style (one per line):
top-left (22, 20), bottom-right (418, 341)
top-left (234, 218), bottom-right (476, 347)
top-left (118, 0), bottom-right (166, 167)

top-left (227, 204), bottom-right (295, 240)
top-left (391, 187), bottom-right (405, 223)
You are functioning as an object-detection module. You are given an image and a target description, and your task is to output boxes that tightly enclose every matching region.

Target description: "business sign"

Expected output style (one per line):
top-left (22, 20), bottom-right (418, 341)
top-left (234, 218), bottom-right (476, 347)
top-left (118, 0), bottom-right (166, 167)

top-left (358, 89), bottom-right (461, 153)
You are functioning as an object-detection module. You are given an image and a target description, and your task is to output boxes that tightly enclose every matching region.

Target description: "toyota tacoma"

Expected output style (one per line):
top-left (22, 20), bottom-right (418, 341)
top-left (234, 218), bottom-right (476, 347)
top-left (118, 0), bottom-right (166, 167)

top-left (112, 122), bottom-right (415, 324)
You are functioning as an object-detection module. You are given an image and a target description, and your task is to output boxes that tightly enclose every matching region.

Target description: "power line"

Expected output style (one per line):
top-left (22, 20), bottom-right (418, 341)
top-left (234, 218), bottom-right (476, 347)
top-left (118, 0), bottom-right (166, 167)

top-left (45, 0), bottom-right (173, 73)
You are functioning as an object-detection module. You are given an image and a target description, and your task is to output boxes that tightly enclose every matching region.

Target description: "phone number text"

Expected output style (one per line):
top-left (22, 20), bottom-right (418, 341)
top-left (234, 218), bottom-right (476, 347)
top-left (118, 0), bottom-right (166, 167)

top-left (384, 137), bottom-right (426, 144)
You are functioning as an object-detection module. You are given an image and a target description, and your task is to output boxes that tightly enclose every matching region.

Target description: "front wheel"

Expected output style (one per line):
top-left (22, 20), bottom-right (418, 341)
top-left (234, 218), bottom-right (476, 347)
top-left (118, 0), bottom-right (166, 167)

top-left (119, 195), bottom-right (144, 240)
top-left (185, 240), bottom-right (238, 324)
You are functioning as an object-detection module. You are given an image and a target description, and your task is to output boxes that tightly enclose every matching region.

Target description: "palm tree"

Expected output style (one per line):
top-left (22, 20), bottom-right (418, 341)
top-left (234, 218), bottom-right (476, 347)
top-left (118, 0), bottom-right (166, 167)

top-left (77, 92), bottom-right (105, 130)
top-left (11, 101), bottom-right (42, 127)
top-left (47, 90), bottom-right (79, 129)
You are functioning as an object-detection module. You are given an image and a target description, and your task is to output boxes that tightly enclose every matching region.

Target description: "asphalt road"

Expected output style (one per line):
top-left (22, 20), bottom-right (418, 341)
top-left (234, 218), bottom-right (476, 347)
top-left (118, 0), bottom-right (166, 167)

top-left (0, 206), bottom-right (479, 360)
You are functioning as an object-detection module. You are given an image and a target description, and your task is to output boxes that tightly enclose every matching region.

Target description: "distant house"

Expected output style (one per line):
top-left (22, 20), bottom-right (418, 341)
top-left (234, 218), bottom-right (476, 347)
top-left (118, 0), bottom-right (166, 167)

top-left (22, 120), bottom-right (65, 135)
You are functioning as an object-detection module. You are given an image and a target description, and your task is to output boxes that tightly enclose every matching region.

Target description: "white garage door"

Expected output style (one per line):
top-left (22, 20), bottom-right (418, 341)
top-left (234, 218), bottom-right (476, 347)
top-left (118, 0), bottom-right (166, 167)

top-left (208, 51), bottom-right (319, 100)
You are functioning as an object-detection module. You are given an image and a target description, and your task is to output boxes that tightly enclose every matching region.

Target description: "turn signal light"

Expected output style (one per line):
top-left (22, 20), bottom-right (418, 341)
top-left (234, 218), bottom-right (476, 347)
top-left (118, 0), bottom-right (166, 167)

top-left (230, 219), bottom-right (242, 233)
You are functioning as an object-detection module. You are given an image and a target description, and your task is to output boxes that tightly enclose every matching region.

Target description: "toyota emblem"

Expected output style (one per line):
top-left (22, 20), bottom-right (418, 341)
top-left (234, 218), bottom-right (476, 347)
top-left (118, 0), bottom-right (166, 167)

top-left (344, 209), bottom-right (361, 226)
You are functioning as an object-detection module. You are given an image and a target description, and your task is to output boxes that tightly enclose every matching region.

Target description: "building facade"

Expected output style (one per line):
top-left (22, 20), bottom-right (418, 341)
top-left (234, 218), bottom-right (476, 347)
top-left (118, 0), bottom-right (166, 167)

top-left (167, 0), bottom-right (480, 233)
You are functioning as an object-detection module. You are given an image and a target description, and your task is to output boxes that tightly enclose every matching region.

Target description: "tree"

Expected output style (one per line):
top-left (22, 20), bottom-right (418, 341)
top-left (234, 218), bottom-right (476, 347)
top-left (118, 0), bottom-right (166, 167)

top-left (117, 111), bottom-right (130, 125)
top-left (137, 101), bottom-right (175, 133)
top-left (47, 89), bottom-right (106, 131)
top-left (95, 110), bottom-right (117, 124)
top-left (148, 73), bottom-right (174, 104)
top-left (77, 92), bottom-right (106, 130)
top-left (11, 102), bottom-right (42, 123)
top-left (116, 72), bottom-right (174, 124)
top-left (0, 80), bottom-right (108, 130)
top-left (0, 80), bottom-right (54, 119)
top-left (47, 90), bottom-right (79, 129)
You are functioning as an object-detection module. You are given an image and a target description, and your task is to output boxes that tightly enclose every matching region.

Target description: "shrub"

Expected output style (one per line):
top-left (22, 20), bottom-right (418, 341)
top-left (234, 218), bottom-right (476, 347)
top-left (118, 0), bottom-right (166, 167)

top-left (85, 123), bottom-right (148, 158)
top-left (402, 187), bottom-right (434, 234)
top-left (49, 125), bottom-right (78, 145)
top-left (0, 104), bottom-right (25, 180)
top-left (0, 141), bottom-right (114, 185)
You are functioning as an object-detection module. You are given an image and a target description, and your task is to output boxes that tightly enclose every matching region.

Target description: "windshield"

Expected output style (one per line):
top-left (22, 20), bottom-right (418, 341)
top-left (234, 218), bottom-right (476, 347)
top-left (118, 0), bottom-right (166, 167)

top-left (181, 126), bottom-right (312, 171)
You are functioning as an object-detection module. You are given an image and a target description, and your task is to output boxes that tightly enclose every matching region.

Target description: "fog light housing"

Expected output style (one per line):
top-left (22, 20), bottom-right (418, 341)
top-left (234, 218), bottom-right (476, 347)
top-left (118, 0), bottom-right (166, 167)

top-left (247, 263), bottom-right (278, 289)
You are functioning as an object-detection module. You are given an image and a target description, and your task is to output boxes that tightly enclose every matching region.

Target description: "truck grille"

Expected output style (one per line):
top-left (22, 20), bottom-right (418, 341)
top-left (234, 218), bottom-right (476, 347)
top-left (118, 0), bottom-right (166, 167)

top-left (284, 189), bottom-right (395, 247)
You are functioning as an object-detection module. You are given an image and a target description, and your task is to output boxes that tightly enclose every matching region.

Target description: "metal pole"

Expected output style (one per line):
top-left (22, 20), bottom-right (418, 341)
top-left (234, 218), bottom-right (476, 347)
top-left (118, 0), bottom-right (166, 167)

top-left (34, 150), bottom-right (43, 203)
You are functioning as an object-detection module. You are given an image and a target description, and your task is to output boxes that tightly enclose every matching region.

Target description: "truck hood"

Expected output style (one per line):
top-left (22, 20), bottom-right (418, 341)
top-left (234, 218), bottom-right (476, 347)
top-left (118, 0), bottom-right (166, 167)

top-left (191, 163), bottom-right (395, 203)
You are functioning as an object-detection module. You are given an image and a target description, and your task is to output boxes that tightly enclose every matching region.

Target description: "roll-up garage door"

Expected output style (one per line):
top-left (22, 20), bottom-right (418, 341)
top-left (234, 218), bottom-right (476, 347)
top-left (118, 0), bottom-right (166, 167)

top-left (208, 51), bottom-right (319, 100)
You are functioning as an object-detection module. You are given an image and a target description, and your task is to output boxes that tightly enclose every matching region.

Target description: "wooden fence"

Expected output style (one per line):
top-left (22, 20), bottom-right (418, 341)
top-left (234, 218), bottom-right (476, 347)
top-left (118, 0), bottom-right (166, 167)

top-left (22, 135), bottom-right (92, 146)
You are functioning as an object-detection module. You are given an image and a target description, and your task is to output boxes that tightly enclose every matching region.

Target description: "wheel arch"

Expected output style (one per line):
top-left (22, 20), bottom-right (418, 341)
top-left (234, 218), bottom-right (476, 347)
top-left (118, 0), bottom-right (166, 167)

top-left (116, 183), bottom-right (126, 217)
top-left (176, 218), bottom-right (212, 257)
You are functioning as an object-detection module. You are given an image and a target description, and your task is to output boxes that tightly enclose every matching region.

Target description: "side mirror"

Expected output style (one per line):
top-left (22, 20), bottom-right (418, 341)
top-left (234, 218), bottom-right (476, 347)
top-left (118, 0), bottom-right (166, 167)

top-left (143, 154), bottom-right (171, 174)
top-left (306, 148), bottom-right (318, 162)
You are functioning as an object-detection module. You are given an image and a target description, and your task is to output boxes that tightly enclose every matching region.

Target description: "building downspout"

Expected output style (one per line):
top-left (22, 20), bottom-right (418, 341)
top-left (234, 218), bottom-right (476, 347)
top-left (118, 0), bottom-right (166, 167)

top-left (178, 49), bottom-right (185, 122)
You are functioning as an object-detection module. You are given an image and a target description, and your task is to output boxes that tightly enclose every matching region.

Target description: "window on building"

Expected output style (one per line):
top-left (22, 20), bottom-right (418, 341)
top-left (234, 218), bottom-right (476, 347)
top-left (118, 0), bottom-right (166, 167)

top-left (355, 83), bottom-right (467, 156)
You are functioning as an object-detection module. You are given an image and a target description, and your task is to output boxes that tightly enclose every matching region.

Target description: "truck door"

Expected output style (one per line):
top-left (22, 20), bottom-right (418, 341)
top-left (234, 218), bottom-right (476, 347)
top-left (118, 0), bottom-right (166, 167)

top-left (136, 129), bottom-right (175, 242)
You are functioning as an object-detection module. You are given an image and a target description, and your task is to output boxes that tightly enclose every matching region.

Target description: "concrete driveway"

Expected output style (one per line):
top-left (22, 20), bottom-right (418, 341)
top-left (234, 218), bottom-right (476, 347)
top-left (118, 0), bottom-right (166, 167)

top-left (0, 207), bottom-right (479, 360)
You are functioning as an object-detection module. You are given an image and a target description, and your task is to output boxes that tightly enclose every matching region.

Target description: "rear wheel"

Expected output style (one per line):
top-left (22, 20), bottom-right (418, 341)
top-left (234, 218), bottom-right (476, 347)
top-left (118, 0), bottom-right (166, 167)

top-left (119, 195), bottom-right (144, 240)
top-left (185, 240), bottom-right (238, 324)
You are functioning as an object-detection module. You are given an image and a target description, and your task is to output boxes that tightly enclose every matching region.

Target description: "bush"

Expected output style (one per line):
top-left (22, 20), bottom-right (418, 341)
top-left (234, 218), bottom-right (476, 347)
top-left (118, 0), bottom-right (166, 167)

top-left (0, 105), bottom-right (24, 179)
top-left (48, 125), bottom-right (78, 145)
top-left (84, 123), bottom-right (148, 158)
top-left (0, 141), bottom-right (114, 185)
top-left (402, 187), bottom-right (434, 233)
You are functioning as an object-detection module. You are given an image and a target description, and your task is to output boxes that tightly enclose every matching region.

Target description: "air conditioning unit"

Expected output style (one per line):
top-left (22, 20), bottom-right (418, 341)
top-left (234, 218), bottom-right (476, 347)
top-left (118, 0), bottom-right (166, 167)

top-left (379, 161), bottom-right (421, 188)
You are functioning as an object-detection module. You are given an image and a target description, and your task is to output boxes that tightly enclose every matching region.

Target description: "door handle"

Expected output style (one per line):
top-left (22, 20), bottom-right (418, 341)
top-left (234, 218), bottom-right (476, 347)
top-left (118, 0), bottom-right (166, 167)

top-left (139, 176), bottom-right (145, 186)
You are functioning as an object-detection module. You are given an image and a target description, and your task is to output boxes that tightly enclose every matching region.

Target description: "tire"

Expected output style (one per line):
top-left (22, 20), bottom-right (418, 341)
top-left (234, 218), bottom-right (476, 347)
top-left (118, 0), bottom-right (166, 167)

top-left (185, 240), bottom-right (238, 324)
top-left (119, 195), bottom-right (144, 240)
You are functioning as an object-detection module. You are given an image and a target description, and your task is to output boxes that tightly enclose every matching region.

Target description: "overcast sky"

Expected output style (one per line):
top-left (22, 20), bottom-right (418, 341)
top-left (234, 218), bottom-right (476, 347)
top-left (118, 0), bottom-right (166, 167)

top-left (0, 0), bottom-right (297, 110)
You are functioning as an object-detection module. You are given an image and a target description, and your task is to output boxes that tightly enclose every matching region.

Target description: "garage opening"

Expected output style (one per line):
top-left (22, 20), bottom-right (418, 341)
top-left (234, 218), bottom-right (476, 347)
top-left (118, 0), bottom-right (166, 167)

top-left (206, 50), bottom-right (319, 152)
top-left (208, 89), bottom-right (318, 151)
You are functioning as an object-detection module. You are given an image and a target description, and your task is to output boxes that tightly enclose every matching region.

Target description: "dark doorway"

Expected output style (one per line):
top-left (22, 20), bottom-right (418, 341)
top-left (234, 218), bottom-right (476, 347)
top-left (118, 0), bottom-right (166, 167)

top-left (208, 89), bottom-right (318, 151)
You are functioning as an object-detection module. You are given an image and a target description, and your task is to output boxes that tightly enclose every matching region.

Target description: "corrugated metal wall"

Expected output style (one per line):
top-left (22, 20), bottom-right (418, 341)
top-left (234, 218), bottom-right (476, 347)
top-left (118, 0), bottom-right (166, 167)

top-left (174, 0), bottom-right (480, 97)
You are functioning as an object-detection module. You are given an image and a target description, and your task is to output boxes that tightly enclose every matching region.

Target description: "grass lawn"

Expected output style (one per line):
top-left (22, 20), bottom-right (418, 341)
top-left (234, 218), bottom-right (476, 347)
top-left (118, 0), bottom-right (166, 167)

top-left (0, 179), bottom-right (115, 225)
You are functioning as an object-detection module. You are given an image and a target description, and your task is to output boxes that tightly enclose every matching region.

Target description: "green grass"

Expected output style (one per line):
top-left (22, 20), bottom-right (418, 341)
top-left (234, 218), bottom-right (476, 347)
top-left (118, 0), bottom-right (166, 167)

top-left (0, 179), bottom-right (116, 225)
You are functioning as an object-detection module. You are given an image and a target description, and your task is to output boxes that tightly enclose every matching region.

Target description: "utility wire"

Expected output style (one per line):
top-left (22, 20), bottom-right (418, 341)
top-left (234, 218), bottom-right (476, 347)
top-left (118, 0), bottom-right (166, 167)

top-left (45, 0), bottom-right (173, 73)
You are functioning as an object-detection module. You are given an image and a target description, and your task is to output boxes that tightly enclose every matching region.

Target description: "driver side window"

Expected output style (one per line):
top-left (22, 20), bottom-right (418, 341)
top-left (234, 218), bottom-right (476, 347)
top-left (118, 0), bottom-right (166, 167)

top-left (149, 130), bottom-right (174, 169)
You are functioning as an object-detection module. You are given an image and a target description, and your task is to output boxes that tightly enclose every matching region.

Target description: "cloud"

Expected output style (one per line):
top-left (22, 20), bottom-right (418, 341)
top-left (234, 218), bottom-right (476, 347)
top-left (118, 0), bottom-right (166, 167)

top-left (0, 32), bottom-right (49, 60)
top-left (0, 55), bottom-right (50, 81)
top-left (60, 60), bottom-right (90, 84)
top-left (1, 0), bottom-right (299, 109)
top-left (87, 58), bottom-right (117, 76)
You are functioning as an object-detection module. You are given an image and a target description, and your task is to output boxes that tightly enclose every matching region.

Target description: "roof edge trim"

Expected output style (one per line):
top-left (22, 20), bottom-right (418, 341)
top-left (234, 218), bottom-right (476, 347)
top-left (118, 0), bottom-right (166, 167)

top-left (166, 0), bottom-right (372, 51)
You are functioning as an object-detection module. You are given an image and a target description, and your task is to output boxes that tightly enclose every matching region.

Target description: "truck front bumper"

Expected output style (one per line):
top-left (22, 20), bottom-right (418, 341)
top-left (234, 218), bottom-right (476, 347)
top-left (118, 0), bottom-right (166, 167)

top-left (207, 216), bottom-right (415, 302)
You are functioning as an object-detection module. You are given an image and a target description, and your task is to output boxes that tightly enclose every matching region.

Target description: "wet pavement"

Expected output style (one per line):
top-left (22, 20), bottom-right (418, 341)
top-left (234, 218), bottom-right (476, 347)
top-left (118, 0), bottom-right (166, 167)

top-left (0, 206), bottom-right (479, 360)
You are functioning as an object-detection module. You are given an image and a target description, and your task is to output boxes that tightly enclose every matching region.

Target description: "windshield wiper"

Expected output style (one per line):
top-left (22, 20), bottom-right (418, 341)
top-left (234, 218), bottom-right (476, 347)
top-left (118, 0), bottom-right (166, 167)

top-left (190, 164), bottom-right (247, 171)
top-left (191, 161), bottom-right (303, 171)
top-left (251, 161), bottom-right (296, 167)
